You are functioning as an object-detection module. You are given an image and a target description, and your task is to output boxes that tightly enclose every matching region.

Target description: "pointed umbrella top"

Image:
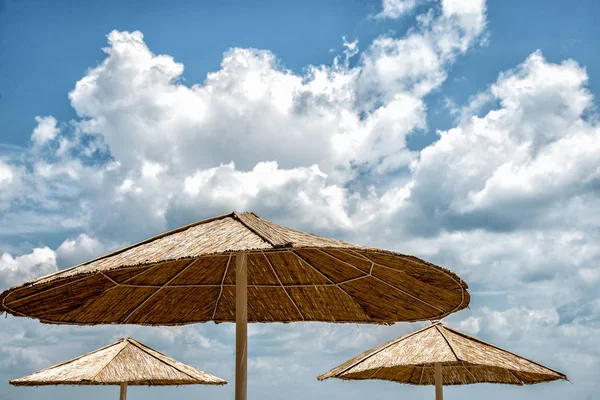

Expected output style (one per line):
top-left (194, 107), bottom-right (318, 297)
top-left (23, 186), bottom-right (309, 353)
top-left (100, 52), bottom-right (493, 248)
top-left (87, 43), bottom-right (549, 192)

top-left (10, 337), bottom-right (227, 386)
top-left (318, 321), bottom-right (568, 385)
top-left (1, 211), bottom-right (469, 325)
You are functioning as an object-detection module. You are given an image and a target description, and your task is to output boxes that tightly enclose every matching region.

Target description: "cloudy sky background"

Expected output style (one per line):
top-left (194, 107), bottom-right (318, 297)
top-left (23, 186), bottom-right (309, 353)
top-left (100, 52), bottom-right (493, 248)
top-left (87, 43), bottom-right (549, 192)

top-left (1, 0), bottom-right (599, 398)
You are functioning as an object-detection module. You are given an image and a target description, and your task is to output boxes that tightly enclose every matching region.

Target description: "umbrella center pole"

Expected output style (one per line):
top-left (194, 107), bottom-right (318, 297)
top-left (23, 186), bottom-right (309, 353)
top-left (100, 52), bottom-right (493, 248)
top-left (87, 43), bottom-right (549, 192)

top-left (434, 363), bottom-right (443, 400)
top-left (236, 252), bottom-right (248, 400)
top-left (119, 383), bottom-right (127, 400)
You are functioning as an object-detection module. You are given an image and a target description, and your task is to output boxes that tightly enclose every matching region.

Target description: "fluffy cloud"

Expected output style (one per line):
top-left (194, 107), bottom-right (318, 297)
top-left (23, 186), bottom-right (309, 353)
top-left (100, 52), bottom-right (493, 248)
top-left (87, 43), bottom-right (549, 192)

top-left (395, 229), bottom-right (600, 293)
top-left (55, 233), bottom-right (116, 269)
top-left (30, 116), bottom-right (60, 146)
top-left (389, 51), bottom-right (600, 237)
top-left (376, 0), bottom-right (421, 19)
top-left (0, 233), bottom-right (119, 290)
top-left (67, 0), bottom-right (486, 187)
top-left (0, 0), bottom-right (488, 244)
top-left (442, 0), bottom-right (486, 39)
top-left (170, 161), bottom-right (351, 232)
top-left (457, 316), bottom-right (480, 334)
top-left (0, 161), bottom-right (13, 185)
top-left (0, 160), bottom-right (20, 212)
top-left (0, 247), bottom-right (57, 290)
top-left (453, 305), bottom-right (600, 390)
top-left (480, 306), bottom-right (560, 340)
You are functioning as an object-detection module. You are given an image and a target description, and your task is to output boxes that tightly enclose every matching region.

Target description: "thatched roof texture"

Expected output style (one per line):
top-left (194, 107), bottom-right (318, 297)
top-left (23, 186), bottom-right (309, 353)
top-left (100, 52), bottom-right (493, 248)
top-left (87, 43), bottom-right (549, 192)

top-left (319, 322), bottom-right (567, 385)
top-left (10, 337), bottom-right (226, 386)
top-left (1, 211), bottom-right (469, 325)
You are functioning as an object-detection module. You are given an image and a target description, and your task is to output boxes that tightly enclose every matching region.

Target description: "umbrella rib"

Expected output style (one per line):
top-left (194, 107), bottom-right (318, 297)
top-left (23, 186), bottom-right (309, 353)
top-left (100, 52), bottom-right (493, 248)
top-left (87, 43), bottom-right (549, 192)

top-left (460, 362), bottom-right (479, 382)
top-left (261, 251), bottom-right (305, 321)
top-left (371, 263), bottom-right (464, 315)
top-left (366, 367), bottom-right (382, 379)
top-left (292, 250), bottom-right (370, 322)
top-left (318, 250), bottom-right (446, 313)
top-left (211, 254), bottom-right (232, 320)
top-left (2, 272), bottom-right (124, 321)
top-left (363, 274), bottom-right (445, 314)
top-left (435, 325), bottom-right (461, 361)
top-left (119, 262), bottom-right (172, 285)
top-left (328, 249), bottom-right (374, 274)
top-left (234, 211), bottom-right (292, 248)
top-left (506, 369), bottom-right (525, 386)
top-left (347, 250), bottom-right (388, 278)
top-left (121, 258), bottom-right (203, 323)
top-left (393, 255), bottom-right (469, 318)
top-left (440, 324), bottom-right (568, 379)
top-left (1, 293), bottom-right (29, 318)
top-left (349, 249), bottom-right (469, 318)
top-left (88, 340), bottom-right (129, 383)
top-left (10, 339), bottom-right (128, 382)
top-left (337, 249), bottom-right (376, 274)
top-left (101, 273), bottom-right (118, 285)
top-left (344, 249), bottom-right (378, 265)
top-left (336, 275), bottom-right (368, 285)
top-left (315, 249), bottom-right (369, 277)
top-left (2, 276), bottom-right (89, 309)
top-left (291, 251), bottom-right (342, 286)
top-left (127, 339), bottom-right (214, 383)
top-left (79, 263), bottom-right (172, 299)
top-left (406, 365), bottom-right (420, 383)
top-left (328, 323), bottom-right (440, 378)
top-left (418, 365), bottom-right (425, 385)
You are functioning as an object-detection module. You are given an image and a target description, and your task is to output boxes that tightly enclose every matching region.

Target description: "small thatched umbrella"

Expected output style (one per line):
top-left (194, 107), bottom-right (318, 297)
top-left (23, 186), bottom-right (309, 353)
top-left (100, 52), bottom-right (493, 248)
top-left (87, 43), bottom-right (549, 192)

top-left (1, 211), bottom-right (470, 400)
top-left (318, 321), bottom-right (568, 399)
top-left (10, 337), bottom-right (226, 399)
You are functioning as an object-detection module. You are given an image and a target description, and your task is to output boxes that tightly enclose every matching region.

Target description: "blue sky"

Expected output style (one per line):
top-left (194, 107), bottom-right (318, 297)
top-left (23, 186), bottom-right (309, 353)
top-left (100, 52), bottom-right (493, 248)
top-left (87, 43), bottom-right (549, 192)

top-left (0, 0), bottom-right (599, 399)
top-left (2, 0), bottom-right (600, 149)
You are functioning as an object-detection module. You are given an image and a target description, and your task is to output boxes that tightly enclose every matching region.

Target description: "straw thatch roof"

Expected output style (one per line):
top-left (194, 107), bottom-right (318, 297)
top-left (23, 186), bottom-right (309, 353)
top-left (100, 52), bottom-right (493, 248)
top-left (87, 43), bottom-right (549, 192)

top-left (0, 211), bottom-right (469, 325)
top-left (318, 322), bottom-right (568, 385)
top-left (10, 337), bottom-right (226, 386)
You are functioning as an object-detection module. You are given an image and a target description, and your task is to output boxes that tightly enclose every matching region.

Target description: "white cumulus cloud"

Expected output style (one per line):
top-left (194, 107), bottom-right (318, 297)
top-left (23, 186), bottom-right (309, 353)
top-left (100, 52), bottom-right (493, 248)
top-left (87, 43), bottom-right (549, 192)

top-left (31, 116), bottom-right (60, 146)
top-left (0, 247), bottom-right (57, 290)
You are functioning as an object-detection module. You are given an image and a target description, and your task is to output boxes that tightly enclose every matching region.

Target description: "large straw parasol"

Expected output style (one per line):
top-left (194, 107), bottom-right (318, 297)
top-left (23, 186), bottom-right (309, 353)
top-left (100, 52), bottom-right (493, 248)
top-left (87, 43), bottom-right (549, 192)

top-left (318, 321), bottom-right (568, 399)
top-left (10, 337), bottom-right (226, 399)
top-left (0, 211), bottom-right (470, 400)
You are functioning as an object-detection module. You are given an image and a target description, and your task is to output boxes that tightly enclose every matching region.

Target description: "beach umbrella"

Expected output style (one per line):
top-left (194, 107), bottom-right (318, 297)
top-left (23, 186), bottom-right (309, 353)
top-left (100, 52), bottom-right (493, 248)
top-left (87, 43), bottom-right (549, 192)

top-left (318, 321), bottom-right (568, 399)
top-left (0, 211), bottom-right (470, 400)
top-left (10, 337), bottom-right (226, 399)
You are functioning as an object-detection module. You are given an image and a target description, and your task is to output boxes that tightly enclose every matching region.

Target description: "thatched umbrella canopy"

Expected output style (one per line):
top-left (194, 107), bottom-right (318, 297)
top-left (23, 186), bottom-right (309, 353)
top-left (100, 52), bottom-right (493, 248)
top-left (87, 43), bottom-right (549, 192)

top-left (1, 211), bottom-right (470, 400)
top-left (10, 337), bottom-right (226, 399)
top-left (318, 321), bottom-right (568, 399)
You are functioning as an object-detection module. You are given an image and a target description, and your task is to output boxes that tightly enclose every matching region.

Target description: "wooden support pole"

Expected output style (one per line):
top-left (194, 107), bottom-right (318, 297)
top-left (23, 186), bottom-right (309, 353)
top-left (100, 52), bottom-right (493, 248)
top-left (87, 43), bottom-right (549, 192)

top-left (236, 252), bottom-right (248, 400)
top-left (119, 383), bottom-right (127, 400)
top-left (435, 363), bottom-right (443, 400)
